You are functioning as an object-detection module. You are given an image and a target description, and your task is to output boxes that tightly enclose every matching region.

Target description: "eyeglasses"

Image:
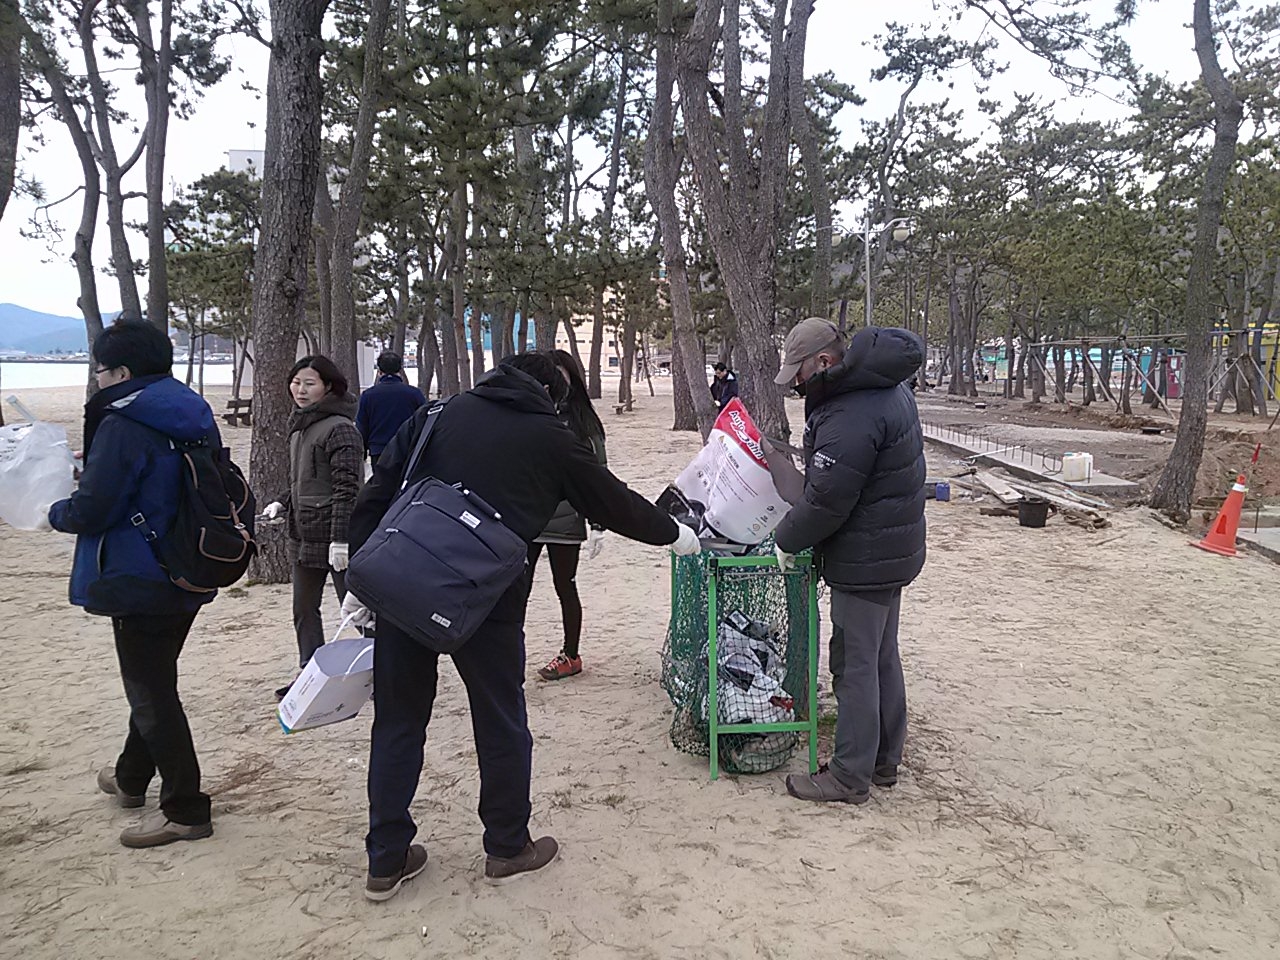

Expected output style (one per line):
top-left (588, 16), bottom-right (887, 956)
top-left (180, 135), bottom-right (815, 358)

top-left (94, 366), bottom-right (110, 375)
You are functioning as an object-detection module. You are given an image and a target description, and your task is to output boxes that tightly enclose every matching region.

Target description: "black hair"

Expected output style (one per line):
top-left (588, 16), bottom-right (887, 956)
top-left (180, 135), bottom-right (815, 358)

top-left (546, 348), bottom-right (605, 444)
top-left (713, 362), bottom-right (727, 372)
top-left (93, 319), bottom-right (173, 377)
top-left (377, 351), bottom-right (403, 375)
top-left (501, 352), bottom-right (569, 406)
top-left (288, 355), bottom-right (349, 399)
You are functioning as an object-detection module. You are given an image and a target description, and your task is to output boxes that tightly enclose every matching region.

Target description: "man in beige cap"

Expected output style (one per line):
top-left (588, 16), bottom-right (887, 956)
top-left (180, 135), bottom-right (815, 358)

top-left (770, 319), bottom-right (927, 804)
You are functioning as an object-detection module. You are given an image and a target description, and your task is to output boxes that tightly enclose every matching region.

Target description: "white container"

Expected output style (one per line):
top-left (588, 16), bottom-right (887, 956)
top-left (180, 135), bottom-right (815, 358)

top-left (1061, 452), bottom-right (1094, 482)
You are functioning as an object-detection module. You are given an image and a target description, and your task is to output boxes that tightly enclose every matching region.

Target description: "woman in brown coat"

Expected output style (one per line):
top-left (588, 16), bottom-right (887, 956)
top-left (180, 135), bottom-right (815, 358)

top-left (263, 356), bottom-right (364, 699)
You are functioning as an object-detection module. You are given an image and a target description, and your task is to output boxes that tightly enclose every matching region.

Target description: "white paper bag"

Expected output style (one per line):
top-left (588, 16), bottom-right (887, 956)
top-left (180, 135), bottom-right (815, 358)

top-left (277, 617), bottom-right (374, 733)
top-left (0, 422), bottom-right (76, 530)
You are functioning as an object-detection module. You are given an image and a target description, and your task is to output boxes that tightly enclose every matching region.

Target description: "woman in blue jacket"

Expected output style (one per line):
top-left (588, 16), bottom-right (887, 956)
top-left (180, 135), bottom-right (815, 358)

top-left (46, 321), bottom-right (219, 849)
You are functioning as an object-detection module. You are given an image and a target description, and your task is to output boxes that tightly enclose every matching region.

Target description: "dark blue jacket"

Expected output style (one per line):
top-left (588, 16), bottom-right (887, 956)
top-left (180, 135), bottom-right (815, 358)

top-left (773, 327), bottom-right (926, 592)
top-left (49, 377), bottom-right (222, 616)
top-left (356, 375), bottom-right (426, 457)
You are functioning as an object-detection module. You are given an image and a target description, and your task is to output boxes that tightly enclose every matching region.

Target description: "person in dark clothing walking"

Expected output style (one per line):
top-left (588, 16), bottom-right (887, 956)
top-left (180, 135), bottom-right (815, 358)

top-left (709, 362), bottom-right (739, 410)
top-left (355, 352), bottom-right (426, 466)
top-left (769, 318), bottom-right (926, 805)
top-left (45, 321), bottom-right (219, 848)
top-left (531, 349), bottom-right (608, 682)
top-left (261, 356), bottom-right (363, 699)
top-left (342, 352), bottom-right (700, 901)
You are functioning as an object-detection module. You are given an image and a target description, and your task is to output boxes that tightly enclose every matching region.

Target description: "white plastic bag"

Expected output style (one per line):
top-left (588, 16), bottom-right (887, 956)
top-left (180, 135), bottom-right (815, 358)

top-left (0, 422), bottom-right (76, 530)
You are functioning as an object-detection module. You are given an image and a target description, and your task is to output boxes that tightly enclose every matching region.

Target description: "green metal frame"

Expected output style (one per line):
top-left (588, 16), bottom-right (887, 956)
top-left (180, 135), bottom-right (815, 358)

top-left (705, 554), bottom-right (820, 780)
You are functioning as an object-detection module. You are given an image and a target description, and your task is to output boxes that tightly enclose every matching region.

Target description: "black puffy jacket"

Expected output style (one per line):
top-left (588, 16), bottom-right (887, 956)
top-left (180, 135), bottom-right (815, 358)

top-left (773, 327), bottom-right (926, 591)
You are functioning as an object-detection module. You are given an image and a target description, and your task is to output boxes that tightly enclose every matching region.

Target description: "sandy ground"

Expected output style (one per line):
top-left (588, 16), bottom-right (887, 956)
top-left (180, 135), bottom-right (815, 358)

top-left (2, 379), bottom-right (1278, 959)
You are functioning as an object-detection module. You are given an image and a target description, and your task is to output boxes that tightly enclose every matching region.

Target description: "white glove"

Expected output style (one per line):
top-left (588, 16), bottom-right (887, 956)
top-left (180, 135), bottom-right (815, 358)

top-left (262, 501), bottom-right (284, 521)
top-left (775, 544), bottom-right (796, 572)
top-left (328, 541), bottom-right (349, 571)
top-left (670, 522), bottom-right (702, 556)
top-left (584, 528), bottom-right (605, 561)
top-left (339, 591), bottom-right (372, 626)
top-left (33, 512), bottom-right (53, 533)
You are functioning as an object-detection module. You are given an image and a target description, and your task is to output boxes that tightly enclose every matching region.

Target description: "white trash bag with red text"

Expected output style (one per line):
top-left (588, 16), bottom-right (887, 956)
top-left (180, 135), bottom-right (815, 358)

top-left (0, 422), bottom-right (76, 530)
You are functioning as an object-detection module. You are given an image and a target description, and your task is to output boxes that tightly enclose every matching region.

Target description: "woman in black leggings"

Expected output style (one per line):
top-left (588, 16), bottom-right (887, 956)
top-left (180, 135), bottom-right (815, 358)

top-left (530, 350), bottom-right (607, 681)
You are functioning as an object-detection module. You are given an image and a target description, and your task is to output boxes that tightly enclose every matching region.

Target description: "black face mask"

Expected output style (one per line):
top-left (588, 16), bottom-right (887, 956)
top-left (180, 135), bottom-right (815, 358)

top-left (792, 380), bottom-right (807, 398)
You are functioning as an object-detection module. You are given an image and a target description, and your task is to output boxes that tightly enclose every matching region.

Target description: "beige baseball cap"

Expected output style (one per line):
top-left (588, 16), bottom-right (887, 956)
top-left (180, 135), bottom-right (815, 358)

top-left (774, 317), bottom-right (842, 385)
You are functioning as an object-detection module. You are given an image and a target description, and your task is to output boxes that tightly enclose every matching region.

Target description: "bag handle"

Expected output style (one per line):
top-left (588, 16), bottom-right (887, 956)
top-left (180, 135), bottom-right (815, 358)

top-left (330, 613), bottom-right (374, 677)
top-left (400, 399), bottom-right (451, 492)
top-left (330, 612), bottom-right (360, 643)
top-left (343, 643), bottom-right (375, 678)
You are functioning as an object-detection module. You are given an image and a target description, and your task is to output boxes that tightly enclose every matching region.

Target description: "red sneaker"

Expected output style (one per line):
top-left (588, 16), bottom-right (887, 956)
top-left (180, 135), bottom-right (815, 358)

top-left (538, 653), bottom-right (582, 681)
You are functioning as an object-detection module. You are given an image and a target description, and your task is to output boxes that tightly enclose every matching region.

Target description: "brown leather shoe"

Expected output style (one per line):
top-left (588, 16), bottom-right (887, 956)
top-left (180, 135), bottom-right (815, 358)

top-left (365, 844), bottom-right (428, 902)
top-left (97, 765), bottom-right (145, 809)
top-left (484, 837), bottom-right (559, 885)
top-left (785, 765), bottom-right (870, 804)
top-left (119, 810), bottom-right (213, 848)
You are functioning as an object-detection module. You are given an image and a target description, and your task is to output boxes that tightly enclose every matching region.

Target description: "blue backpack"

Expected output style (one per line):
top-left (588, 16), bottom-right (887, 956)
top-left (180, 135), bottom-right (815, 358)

top-left (346, 400), bottom-right (529, 652)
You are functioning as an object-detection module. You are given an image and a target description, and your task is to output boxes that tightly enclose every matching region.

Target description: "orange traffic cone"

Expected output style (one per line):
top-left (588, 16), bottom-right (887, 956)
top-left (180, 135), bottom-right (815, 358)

top-left (1191, 473), bottom-right (1247, 557)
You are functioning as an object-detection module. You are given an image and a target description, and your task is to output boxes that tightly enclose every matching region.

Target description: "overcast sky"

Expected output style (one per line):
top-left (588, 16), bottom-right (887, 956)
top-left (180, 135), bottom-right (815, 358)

top-left (0, 0), bottom-right (1198, 319)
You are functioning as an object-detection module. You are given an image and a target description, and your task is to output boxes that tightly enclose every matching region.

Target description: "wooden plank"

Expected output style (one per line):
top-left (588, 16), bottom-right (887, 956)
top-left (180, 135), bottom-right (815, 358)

top-left (973, 470), bottom-right (1023, 504)
top-left (1002, 479), bottom-right (1108, 516)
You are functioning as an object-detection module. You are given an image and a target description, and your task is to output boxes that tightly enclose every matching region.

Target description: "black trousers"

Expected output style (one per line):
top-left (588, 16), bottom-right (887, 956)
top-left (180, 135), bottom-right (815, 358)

top-left (292, 563), bottom-right (347, 668)
top-left (365, 614), bottom-right (532, 876)
top-left (527, 542), bottom-right (582, 659)
top-left (112, 611), bottom-right (211, 825)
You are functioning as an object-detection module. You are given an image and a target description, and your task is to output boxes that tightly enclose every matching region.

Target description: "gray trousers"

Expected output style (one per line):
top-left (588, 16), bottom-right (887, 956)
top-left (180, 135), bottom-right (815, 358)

top-left (828, 587), bottom-right (908, 791)
top-left (292, 563), bottom-right (347, 668)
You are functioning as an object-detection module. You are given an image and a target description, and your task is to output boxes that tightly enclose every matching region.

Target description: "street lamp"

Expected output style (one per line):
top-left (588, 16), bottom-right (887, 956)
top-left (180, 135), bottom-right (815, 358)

top-left (863, 215), bottom-right (914, 326)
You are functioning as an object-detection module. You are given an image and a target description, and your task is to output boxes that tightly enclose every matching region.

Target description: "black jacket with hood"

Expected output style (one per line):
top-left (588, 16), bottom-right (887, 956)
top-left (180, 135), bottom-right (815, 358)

top-left (773, 326), bottom-right (926, 592)
top-left (349, 363), bottom-right (678, 619)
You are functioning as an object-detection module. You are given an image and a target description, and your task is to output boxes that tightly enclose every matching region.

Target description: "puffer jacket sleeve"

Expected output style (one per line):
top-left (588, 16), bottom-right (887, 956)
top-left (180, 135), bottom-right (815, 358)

top-left (325, 421), bottom-right (364, 544)
top-left (48, 416), bottom-right (147, 536)
top-left (773, 409), bottom-right (880, 554)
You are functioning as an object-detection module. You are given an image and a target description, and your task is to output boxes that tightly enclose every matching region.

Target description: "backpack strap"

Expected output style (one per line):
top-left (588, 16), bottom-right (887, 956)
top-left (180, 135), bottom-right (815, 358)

top-left (400, 398), bottom-right (451, 492)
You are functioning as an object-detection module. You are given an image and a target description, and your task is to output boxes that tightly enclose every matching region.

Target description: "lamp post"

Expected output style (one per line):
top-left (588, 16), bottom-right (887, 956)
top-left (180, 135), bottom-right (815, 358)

top-left (863, 215), bottom-right (914, 326)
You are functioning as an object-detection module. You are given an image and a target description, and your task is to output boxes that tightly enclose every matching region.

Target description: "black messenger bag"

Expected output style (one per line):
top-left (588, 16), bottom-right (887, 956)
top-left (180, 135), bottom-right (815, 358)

top-left (346, 401), bottom-right (528, 652)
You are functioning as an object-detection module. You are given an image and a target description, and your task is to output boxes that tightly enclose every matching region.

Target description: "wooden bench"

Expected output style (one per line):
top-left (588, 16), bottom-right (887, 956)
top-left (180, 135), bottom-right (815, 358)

top-left (222, 398), bottom-right (252, 427)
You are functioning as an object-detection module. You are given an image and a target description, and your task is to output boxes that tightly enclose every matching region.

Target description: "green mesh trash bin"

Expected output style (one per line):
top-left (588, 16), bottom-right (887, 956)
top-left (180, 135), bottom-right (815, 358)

top-left (662, 542), bottom-right (819, 779)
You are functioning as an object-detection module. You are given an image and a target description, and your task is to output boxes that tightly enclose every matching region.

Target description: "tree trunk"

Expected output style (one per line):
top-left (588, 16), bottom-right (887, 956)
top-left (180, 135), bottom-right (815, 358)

top-left (588, 48), bottom-right (630, 400)
top-left (79, 13), bottom-right (145, 321)
top-left (327, 0), bottom-right (391, 388)
top-left (588, 282), bottom-right (607, 400)
top-left (673, 0), bottom-right (808, 440)
top-left (135, 0), bottom-right (174, 330)
top-left (645, 0), bottom-right (717, 437)
top-left (249, 0), bottom-right (332, 583)
top-left (618, 320), bottom-right (636, 405)
top-left (794, 101), bottom-right (832, 316)
top-left (1150, 0), bottom-right (1243, 521)
top-left (670, 335), bottom-right (698, 432)
top-left (466, 184), bottom-right (485, 383)
top-left (0, 0), bottom-right (17, 223)
top-left (415, 304), bottom-right (438, 399)
top-left (445, 178), bottom-right (473, 390)
top-left (313, 173), bottom-right (335, 354)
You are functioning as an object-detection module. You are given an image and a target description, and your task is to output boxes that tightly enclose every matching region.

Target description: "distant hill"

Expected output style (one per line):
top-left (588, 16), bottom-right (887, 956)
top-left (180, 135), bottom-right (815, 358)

top-left (0, 304), bottom-right (88, 354)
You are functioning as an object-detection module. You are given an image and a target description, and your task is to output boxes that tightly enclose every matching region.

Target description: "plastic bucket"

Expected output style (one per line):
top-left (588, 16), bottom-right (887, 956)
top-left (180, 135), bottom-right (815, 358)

top-left (935, 482), bottom-right (951, 502)
top-left (1018, 497), bottom-right (1050, 528)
